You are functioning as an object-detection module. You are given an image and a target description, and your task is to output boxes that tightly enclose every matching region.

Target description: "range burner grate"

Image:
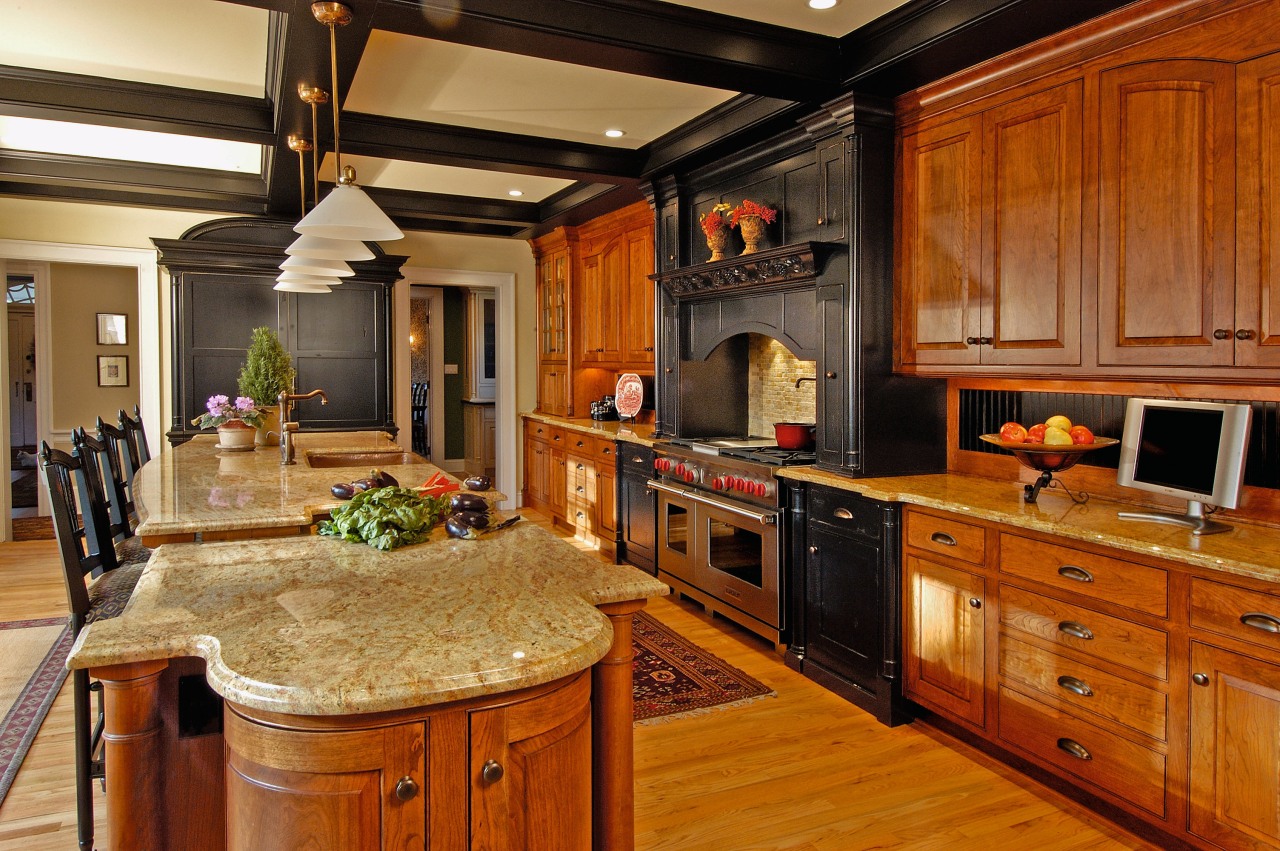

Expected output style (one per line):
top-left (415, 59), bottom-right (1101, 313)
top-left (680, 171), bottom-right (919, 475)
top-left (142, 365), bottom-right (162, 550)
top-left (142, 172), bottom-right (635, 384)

top-left (718, 445), bottom-right (817, 465)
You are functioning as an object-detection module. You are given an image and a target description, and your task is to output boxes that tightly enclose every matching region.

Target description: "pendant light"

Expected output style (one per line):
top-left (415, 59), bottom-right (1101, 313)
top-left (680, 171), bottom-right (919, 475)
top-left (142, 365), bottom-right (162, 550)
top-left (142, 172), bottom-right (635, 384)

top-left (280, 254), bottom-right (355, 277)
top-left (286, 234), bottom-right (375, 261)
top-left (275, 279), bottom-right (334, 293)
top-left (292, 2), bottom-right (403, 243)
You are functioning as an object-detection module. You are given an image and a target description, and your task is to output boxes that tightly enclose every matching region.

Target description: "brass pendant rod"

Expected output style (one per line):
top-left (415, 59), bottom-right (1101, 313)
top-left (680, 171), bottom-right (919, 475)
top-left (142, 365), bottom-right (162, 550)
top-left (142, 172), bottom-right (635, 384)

top-left (310, 100), bottom-right (321, 202)
top-left (328, 21), bottom-right (342, 181)
top-left (297, 149), bottom-right (307, 218)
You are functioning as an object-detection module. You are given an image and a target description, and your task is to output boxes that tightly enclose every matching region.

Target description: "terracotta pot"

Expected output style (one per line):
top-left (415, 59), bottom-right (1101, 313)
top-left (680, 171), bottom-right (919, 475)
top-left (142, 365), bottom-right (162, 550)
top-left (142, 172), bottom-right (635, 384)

top-left (216, 420), bottom-right (257, 450)
top-left (738, 214), bottom-right (766, 255)
top-left (705, 226), bottom-right (729, 262)
top-left (255, 406), bottom-right (280, 446)
top-left (774, 422), bottom-right (815, 449)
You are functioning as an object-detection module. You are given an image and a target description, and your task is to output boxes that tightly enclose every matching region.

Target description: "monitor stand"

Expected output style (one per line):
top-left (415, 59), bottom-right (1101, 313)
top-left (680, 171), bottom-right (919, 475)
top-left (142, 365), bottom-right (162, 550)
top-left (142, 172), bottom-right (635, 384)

top-left (1118, 500), bottom-right (1232, 536)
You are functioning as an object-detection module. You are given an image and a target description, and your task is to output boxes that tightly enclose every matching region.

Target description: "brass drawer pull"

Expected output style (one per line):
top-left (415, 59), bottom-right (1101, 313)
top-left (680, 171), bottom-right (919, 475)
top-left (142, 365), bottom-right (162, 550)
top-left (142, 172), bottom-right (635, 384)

top-left (1240, 612), bottom-right (1280, 634)
top-left (1057, 565), bottom-right (1094, 583)
top-left (1057, 675), bottom-right (1094, 697)
top-left (834, 508), bottom-right (854, 520)
top-left (929, 531), bottom-right (957, 547)
top-left (1058, 621), bottom-right (1095, 641)
top-left (1057, 738), bottom-right (1092, 761)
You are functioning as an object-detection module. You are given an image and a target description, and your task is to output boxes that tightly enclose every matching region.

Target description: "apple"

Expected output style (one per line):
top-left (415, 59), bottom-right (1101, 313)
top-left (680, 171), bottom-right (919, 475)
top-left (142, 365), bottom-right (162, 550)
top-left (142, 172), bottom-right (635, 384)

top-left (1043, 425), bottom-right (1074, 446)
top-left (1069, 425), bottom-right (1095, 445)
top-left (1045, 414), bottom-right (1073, 432)
top-left (1026, 423), bottom-right (1048, 443)
top-left (999, 421), bottom-right (1028, 443)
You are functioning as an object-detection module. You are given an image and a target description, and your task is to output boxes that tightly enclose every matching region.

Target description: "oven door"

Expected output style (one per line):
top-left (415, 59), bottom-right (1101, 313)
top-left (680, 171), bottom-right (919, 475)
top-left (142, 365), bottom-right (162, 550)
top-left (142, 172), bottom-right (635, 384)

top-left (693, 496), bottom-right (781, 629)
top-left (652, 481), bottom-right (695, 585)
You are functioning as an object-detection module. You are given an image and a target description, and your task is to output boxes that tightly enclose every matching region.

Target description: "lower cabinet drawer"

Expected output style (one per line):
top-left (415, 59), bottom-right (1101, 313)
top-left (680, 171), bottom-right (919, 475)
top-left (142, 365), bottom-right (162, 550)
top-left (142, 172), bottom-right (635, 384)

top-left (999, 632), bottom-right (1168, 742)
top-left (998, 686), bottom-right (1167, 817)
top-left (1000, 584), bottom-right (1168, 680)
top-left (904, 509), bottom-right (986, 566)
top-left (1190, 578), bottom-right (1280, 654)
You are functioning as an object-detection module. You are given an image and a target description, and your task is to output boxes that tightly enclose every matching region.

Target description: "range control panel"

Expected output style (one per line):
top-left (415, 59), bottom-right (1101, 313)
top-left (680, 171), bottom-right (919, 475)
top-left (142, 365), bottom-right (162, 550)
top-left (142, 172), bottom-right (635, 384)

top-left (651, 451), bottom-right (779, 507)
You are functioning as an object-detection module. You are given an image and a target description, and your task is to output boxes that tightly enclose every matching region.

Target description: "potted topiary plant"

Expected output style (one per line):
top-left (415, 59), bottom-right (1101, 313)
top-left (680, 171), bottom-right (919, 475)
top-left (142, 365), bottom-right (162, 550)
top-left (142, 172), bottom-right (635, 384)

top-left (238, 326), bottom-right (295, 446)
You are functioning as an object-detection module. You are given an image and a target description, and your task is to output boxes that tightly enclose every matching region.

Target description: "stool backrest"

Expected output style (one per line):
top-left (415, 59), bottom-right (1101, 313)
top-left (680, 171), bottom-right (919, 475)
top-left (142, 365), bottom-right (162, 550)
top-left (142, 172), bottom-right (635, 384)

top-left (73, 427), bottom-right (131, 544)
top-left (119, 406), bottom-right (151, 469)
top-left (95, 417), bottom-right (137, 520)
top-left (40, 442), bottom-right (119, 626)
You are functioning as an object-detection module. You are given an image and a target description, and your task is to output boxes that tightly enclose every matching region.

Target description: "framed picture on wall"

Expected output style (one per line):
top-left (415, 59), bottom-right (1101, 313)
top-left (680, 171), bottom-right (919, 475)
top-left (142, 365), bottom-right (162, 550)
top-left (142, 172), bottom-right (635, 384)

top-left (97, 355), bottom-right (129, 387)
top-left (97, 313), bottom-right (128, 345)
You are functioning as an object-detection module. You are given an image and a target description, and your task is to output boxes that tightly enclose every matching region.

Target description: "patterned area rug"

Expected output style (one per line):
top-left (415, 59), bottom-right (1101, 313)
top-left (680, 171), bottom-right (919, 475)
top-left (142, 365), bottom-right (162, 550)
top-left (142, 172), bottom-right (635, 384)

top-left (0, 617), bottom-right (72, 807)
top-left (633, 611), bottom-right (775, 724)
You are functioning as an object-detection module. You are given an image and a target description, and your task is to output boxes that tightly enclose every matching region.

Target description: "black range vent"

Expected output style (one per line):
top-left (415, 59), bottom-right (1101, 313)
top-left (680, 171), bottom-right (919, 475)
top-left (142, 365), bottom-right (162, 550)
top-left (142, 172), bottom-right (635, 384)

top-left (959, 389), bottom-right (1280, 491)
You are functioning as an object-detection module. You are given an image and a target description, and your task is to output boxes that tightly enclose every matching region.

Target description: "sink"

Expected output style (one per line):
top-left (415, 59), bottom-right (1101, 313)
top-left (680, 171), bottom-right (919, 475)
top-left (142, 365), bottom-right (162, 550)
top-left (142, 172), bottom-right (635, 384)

top-left (304, 451), bottom-right (422, 468)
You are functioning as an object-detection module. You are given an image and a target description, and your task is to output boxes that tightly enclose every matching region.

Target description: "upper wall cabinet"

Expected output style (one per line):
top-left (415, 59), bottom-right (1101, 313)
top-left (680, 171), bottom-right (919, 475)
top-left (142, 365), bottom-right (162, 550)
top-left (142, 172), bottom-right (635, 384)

top-left (898, 82), bottom-right (1082, 370)
top-left (896, 0), bottom-right (1280, 380)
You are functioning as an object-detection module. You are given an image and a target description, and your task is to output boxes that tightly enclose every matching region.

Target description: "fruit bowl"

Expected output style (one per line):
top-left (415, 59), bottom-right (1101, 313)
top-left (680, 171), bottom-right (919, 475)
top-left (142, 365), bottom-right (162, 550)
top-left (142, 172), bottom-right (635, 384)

top-left (979, 435), bottom-right (1119, 502)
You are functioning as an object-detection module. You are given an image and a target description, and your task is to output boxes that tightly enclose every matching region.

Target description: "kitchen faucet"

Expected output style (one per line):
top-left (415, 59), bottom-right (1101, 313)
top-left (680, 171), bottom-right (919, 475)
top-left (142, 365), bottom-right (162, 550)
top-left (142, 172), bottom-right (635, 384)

top-left (794, 377), bottom-right (817, 389)
top-left (278, 389), bottom-right (329, 465)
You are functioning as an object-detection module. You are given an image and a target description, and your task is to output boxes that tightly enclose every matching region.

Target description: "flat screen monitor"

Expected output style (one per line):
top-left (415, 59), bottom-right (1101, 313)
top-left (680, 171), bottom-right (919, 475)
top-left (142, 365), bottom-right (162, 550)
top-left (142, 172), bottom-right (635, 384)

top-left (1115, 398), bottom-right (1251, 535)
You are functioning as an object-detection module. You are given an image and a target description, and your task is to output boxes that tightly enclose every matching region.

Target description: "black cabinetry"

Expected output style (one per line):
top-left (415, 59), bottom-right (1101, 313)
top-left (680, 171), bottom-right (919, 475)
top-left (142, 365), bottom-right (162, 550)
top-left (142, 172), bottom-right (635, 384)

top-left (154, 218), bottom-right (405, 444)
top-left (617, 444), bottom-right (656, 574)
top-left (788, 481), bottom-right (905, 726)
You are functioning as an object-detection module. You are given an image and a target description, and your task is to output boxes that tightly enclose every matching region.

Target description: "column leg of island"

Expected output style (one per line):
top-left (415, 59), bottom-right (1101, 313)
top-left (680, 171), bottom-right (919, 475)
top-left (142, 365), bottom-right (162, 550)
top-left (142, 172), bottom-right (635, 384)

top-left (593, 599), bottom-right (646, 851)
top-left (93, 659), bottom-right (170, 850)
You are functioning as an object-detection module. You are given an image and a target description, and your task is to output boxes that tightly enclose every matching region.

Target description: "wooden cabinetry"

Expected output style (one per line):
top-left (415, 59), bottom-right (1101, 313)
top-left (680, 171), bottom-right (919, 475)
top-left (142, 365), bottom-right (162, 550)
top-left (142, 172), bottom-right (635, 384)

top-left (463, 402), bottom-right (495, 479)
top-left (223, 671), bottom-right (591, 851)
top-left (521, 419), bottom-right (620, 560)
top-left (522, 420), bottom-right (565, 516)
top-left (617, 445), bottom-right (656, 574)
top-left (1234, 52), bottom-right (1280, 367)
top-left (530, 203), bottom-right (655, 418)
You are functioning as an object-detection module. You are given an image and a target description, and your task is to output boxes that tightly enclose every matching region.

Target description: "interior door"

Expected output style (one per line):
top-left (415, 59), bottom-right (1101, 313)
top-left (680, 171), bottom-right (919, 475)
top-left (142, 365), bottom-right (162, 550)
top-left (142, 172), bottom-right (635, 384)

top-left (7, 308), bottom-right (36, 446)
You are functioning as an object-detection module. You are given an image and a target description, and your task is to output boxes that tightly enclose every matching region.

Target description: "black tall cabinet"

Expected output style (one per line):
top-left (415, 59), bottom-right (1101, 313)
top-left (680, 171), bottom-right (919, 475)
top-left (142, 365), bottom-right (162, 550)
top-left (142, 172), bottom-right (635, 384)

top-left (154, 218), bottom-right (406, 445)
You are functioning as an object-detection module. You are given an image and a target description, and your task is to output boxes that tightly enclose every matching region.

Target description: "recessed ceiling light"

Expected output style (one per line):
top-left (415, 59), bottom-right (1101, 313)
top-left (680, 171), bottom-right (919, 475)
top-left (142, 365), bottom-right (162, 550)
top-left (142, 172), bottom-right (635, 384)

top-left (508, 189), bottom-right (524, 197)
top-left (604, 129), bottom-right (625, 138)
top-left (809, 0), bottom-right (838, 8)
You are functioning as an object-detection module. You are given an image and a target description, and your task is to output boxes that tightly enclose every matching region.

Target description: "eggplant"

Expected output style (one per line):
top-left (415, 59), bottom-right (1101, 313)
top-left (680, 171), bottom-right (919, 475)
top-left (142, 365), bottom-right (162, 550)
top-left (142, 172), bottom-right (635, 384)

top-left (372, 469), bottom-right (398, 488)
top-left (463, 475), bottom-right (491, 491)
top-left (449, 492), bottom-right (489, 514)
top-left (445, 513), bottom-right (482, 539)
top-left (351, 477), bottom-right (379, 492)
top-left (331, 482), bottom-right (356, 499)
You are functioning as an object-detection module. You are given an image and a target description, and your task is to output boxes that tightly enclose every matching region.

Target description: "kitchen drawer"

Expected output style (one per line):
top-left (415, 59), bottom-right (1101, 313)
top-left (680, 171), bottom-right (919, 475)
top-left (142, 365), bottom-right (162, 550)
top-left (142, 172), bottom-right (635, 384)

top-left (998, 686), bottom-right (1166, 817)
top-left (904, 509), bottom-right (986, 566)
top-left (1000, 584), bottom-right (1168, 680)
top-left (566, 433), bottom-right (595, 454)
top-left (1190, 578), bottom-right (1280, 653)
top-left (527, 421), bottom-right (565, 446)
top-left (619, 445), bottom-right (654, 474)
top-left (594, 437), bottom-right (617, 462)
top-left (1000, 632), bottom-right (1167, 742)
top-left (999, 534), bottom-right (1168, 618)
top-left (808, 486), bottom-right (884, 542)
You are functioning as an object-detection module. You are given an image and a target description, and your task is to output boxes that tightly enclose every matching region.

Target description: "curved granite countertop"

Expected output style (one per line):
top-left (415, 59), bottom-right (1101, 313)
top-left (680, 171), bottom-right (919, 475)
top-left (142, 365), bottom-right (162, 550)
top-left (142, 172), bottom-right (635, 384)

top-left (521, 412), bottom-right (659, 447)
top-left (781, 467), bottom-right (1280, 586)
top-left (135, 431), bottom-right (501, 541)
top-left (68, 521), bottom-right (669, 716)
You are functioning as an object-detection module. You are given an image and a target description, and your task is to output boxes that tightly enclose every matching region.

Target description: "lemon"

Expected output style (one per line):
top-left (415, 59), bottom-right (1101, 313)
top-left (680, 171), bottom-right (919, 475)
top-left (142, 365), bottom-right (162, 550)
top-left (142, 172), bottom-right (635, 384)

top-left (1043, 426), bottom-right (1073, 445)
top-left (1045, 414), bottom-right (1072, 431)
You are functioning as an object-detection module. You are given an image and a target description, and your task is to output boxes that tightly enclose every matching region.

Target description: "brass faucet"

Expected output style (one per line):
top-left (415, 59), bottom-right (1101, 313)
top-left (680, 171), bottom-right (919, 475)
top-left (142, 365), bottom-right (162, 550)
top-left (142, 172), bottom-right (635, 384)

top-left (794, 377), bottom-right (817, 389)
top-left (278, 389), bottom-right (329, 465)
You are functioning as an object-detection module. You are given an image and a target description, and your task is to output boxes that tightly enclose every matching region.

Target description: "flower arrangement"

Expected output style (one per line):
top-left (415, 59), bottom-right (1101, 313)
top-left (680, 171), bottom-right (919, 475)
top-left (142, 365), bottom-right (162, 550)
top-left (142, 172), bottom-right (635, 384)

top-left (192, 394), bottom-right (266, 430)
top-left (699, 202), bottom-right (733, 238)
top-left (729, 199), bottom-right (778, 227)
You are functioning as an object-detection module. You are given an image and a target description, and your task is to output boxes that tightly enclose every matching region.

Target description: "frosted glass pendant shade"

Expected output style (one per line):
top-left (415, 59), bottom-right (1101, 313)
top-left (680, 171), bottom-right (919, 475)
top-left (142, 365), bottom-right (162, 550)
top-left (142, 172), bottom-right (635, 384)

top-left (274, 280), bottom-right (332, 293)
top-left (294, 183), bottom-right (403, 241)
top-left (285, 234), bottom-right (375, 261)
top-left (279, 255), bottom-right (355, 277)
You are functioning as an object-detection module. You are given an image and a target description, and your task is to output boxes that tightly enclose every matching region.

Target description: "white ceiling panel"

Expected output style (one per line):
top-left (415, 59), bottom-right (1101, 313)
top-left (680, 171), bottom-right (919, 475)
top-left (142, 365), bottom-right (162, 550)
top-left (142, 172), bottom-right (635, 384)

top-left (317, 154), bottom-right (574, 202)
top-left (0, 0), bottom-right (269, 97)
top-left (652, 0), bottom-right (914, 37)
top-left (346, 31), bottom-right (736, 149)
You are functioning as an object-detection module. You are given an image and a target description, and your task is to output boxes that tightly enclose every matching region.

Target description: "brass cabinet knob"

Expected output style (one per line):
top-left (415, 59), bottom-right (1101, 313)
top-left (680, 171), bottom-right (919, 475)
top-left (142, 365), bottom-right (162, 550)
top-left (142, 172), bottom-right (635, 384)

top-left (481, 759), bottom-right (504, 783)
top-left (966, 336), bottom-right (980, 345)
top-left (1236, 328), bottom-right (1257, 341)
top-left (394, 776), bottom-right (419, 801)
top-left (1192, 672), bottom-right (1210, 686)
top-left (1213, 328), bottom-right (1232, 340)
top-left (817, 216), bottom-right (826, 225)
top-left (968, 597), bottom-right (982, 609)
top-left (666, 367), bottom-right (674, 373)
top-left (825, 371), bottom-right (837, 379)
top-left (808, 545), bottom-right (818, 554)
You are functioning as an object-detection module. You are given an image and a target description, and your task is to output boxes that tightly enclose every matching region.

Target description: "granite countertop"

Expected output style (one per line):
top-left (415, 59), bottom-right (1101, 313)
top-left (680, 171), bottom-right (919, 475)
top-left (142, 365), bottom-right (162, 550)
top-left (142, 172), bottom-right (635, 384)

top-left (521, 412), bottom-right (660, 447)
top-left (68, 521), bottom-right (669, 715)
top-left (781, 468), bottom-right (1280, 586)
top-left (134, 431), bottom-right (502, 540)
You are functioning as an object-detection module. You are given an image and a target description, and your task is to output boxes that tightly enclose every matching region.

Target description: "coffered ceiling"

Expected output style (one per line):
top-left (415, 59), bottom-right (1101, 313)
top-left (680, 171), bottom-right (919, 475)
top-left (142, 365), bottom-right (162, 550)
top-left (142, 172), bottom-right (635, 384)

top-left (0, 0), bottom-right (1133, 239)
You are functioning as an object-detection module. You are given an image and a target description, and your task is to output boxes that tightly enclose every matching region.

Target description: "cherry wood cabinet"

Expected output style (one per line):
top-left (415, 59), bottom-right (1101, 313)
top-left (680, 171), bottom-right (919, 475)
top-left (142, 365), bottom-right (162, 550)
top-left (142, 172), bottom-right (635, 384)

top-left (522, 419), bottom-right (620, 560)
top-left (522, 420), bottom-right (565, 518)
top-left (1235, 52), bottom-right (1280, 367)
top-left (903, 552), bottom-right (988, 729)
top-left (533, 236), bottom-right (573, 417)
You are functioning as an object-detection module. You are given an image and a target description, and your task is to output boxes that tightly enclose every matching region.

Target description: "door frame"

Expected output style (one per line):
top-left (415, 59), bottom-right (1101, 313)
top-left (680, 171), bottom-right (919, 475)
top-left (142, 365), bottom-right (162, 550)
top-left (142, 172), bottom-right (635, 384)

top-left (396, 267), bottom-right (516, 509)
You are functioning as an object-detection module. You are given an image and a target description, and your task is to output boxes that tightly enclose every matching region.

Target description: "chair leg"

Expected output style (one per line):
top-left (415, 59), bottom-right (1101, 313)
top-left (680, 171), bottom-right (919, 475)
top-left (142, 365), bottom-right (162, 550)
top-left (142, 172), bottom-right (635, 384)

top-left (72, 668), bottom-right (96, 850)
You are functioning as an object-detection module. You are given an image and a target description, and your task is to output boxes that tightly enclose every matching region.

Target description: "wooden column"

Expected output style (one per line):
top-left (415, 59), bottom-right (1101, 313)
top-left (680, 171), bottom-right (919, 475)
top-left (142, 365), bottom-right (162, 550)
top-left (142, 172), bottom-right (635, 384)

top-left (92, 659), bottom-right (169, 851)
top-left (593, 599), bottom-right (645, 851)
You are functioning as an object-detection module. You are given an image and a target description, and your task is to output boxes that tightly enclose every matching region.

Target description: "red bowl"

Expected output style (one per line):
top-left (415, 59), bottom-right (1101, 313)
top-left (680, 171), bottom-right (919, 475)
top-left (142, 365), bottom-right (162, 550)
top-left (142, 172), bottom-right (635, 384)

top-left (774, 422), bottom-right (816, 449)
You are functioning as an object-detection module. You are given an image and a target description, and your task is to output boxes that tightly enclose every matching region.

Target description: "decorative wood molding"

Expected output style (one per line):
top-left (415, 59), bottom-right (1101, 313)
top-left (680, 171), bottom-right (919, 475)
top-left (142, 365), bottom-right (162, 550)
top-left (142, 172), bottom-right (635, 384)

top-left (652, 242), bottom-right (822, 298)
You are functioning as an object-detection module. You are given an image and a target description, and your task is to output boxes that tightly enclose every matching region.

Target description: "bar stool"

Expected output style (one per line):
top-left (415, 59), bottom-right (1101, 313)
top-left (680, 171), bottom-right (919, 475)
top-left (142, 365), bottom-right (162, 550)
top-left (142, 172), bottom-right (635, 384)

top-left (41, 442), bottom-right (144, 851)
top-left (119, 405), bottom-right (151, 472)
top-left (73, 427), bottom-right (151, 567)
top-left (95, 418), bottom-right (139, 527)
top-left (411, 382), bottom-right (428, 454)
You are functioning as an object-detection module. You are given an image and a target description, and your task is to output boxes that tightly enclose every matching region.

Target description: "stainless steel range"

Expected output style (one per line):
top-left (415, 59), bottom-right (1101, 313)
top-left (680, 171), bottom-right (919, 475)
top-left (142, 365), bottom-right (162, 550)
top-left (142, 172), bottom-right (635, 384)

top-left (648, 438), bottom-right (816, 650)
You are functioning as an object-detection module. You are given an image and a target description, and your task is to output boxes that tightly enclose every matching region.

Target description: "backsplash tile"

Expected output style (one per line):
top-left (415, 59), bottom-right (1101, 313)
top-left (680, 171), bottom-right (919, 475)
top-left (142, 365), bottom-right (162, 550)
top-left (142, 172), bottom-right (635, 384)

top-left (747, 334), bottom-right (816, 437)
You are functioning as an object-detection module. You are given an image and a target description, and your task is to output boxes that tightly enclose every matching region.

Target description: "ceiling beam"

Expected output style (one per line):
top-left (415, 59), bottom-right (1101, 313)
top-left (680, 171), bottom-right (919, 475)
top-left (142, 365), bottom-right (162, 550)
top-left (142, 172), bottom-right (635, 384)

top-left (341, 113), bottom-right (644, 183)
top-left (364, 185), bottom-right (542, 227)
top-left (370, 0), bottom-right (839, 102)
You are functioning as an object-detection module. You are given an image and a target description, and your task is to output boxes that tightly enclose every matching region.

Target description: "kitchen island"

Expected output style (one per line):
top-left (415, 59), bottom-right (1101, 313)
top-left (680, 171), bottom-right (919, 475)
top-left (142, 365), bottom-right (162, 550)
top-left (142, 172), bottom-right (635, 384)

top-left (69, 521), bottom-right (668, 850)
top-left (134, 431), bottom-right (500, 546)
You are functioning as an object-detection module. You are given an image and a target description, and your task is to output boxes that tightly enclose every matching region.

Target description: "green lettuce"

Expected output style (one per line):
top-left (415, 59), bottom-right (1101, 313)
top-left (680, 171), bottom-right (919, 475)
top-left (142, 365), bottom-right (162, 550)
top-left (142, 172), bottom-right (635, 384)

top-left (318, 486), bottom-right (449, 550)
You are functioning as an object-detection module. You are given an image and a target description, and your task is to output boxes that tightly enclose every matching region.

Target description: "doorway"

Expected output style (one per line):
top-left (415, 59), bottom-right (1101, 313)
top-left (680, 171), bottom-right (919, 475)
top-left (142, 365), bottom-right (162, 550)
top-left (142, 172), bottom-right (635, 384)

top-left (6, 275), bottom-right (37, 520)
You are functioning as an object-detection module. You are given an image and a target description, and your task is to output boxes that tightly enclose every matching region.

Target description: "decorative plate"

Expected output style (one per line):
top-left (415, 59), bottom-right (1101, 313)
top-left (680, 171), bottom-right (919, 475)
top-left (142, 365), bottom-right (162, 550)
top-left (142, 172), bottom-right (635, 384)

top-left (615, 373), bottom-right (644, 419)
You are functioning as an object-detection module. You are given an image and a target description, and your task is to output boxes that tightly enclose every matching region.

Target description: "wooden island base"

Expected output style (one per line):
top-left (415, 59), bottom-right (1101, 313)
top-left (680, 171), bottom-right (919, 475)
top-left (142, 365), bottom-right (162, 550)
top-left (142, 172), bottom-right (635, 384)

top-left (92, 604), bottom-right (645, 851)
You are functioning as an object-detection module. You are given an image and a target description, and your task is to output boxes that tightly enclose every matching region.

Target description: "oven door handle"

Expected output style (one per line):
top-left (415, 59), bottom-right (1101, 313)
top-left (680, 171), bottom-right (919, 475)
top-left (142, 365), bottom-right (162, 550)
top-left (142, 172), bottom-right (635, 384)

top-left (647, 479), bottom-right (691, 499)
top-left (647, 479), bottom-right (777, 526)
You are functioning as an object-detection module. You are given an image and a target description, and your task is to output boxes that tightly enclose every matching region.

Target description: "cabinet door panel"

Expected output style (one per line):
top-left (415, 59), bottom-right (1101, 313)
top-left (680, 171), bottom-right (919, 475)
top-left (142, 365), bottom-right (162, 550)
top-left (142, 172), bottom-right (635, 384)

top-left (624, 228), bottom-right (655, 363)
top-left (898, 116), bottom-right (983, 365)
top-left (1236, 53), bottom-right (1280, 366)
top-left (1190, 642), bottom-right (1280, 849)
top-left (904, 555), bottom-right (986, 727)
top-left (806, 526), bottom-right (883, 696)
top-left (982, 81), bottom-right (1082, 364)
top-left (1098, 60), bottom-right (1236, 366)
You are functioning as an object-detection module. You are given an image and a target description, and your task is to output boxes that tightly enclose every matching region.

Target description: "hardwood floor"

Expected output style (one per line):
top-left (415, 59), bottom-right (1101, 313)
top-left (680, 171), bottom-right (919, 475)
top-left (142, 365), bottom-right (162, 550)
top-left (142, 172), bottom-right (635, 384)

top-left (0, 521), bottom-right (1158, 850)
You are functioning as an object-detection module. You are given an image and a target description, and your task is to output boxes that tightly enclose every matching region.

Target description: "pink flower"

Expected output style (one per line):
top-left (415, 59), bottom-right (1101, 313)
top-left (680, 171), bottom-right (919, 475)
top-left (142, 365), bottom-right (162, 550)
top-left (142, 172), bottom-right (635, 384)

top-left (207, 394), bottom-right (230, 415)
top-left (234, 396), bottom-right (257, 413)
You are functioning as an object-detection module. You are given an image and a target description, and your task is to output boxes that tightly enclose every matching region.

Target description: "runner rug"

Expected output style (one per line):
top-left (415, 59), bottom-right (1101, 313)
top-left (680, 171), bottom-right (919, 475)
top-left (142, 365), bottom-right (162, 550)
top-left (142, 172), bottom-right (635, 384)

top-left (632, 611), bottom-right (775, 725)
top-left (0, 617), bottom-right (72, 807)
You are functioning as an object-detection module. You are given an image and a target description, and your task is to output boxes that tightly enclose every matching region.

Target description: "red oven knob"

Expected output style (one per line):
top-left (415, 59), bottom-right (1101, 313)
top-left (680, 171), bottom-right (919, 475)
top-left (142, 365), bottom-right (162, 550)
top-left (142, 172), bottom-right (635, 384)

top-left (653, 458), bottom-right (662, 471)
top-left (736, 478), bottom-right (747, 492)
top-left (674, 463), bottom-right (685, 475)
top-left (755, 482), bottom-right (768, 497)
top-left (712, 477), bottom-right (724, 490)
top-left (685, 470), bottom-right (696, 483)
